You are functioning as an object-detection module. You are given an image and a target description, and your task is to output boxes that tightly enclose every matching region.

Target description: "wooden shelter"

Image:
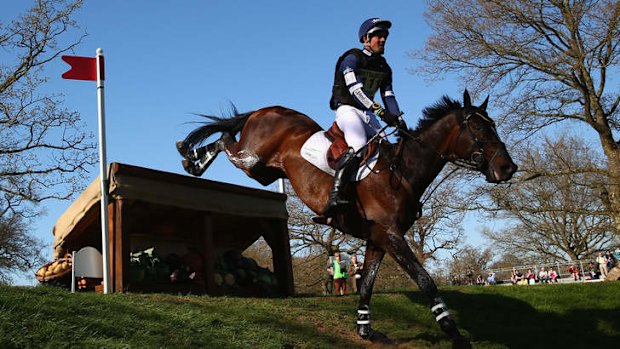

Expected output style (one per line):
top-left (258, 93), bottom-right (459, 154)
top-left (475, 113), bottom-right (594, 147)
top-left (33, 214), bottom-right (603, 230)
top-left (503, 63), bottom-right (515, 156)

top-left (52, 162), bottom-right (293, 296)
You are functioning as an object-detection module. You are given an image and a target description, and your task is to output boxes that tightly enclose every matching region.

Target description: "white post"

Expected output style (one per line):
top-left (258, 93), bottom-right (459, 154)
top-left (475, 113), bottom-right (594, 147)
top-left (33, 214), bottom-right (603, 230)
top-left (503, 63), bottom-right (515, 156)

top-left (71, 251), bottom-right (76, 293)
top-left (96, 48), bottom-right (111, 294)
top-left (278, 178), bottom-right (285, 194)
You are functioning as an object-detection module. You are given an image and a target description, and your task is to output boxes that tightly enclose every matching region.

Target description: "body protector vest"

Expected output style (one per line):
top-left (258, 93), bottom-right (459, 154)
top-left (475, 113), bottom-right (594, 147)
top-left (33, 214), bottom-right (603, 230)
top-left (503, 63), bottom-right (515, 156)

top-left (330, 48), bottom-right (392, 110)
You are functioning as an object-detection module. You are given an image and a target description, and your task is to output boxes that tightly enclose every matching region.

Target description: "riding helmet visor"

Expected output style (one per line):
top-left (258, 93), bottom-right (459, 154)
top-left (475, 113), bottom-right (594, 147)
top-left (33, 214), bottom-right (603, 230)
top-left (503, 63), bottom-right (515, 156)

top-left (359, 18), bottom-right (392, 43)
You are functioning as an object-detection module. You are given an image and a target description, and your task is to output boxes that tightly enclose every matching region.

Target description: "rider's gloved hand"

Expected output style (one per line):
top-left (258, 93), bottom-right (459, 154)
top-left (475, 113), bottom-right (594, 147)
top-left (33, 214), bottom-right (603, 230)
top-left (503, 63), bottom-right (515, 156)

top-left (370, 103), bottom-right (385, 118)
top-left (383, 112), bottom-right (407, 129)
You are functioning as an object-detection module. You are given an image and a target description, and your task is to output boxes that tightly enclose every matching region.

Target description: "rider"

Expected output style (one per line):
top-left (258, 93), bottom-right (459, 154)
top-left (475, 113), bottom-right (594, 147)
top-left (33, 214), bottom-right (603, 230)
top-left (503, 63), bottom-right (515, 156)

top-left (323, 17), bottom-right (405, 217)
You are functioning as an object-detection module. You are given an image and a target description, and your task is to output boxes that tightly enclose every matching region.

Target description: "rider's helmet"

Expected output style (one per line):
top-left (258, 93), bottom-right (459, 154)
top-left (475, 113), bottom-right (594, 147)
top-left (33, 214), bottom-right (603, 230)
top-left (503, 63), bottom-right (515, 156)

top-left (358, 18), bottom-right (392, 43)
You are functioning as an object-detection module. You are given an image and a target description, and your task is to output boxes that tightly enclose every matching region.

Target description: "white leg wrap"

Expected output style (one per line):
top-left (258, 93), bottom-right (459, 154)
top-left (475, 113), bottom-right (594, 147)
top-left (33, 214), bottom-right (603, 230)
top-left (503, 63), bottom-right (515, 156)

top-left (431, 302), bottom-right (447, 313)
top-left (431, 301), bottom-right (451, 322)
top-left (435, 310), bottom-right (451, 322)
top-left (357, 308), bottom-right (371, 326)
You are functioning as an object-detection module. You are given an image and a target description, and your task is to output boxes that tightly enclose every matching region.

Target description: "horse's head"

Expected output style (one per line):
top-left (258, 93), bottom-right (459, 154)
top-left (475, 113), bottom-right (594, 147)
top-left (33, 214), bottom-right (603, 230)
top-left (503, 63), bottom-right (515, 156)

top-left (448, 90), bottom-right (517, 183)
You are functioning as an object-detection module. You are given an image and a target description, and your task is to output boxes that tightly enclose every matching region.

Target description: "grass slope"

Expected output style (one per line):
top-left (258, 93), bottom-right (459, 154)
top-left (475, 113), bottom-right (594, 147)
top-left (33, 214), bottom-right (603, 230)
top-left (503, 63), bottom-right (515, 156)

top-left (1, 282), bottom-right (618, 348)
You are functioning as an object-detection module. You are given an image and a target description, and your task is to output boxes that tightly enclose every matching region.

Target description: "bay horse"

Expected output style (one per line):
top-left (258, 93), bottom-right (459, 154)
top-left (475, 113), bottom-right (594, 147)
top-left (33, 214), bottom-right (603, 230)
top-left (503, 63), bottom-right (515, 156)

top-left (177, 90), bottom-right (517, 348)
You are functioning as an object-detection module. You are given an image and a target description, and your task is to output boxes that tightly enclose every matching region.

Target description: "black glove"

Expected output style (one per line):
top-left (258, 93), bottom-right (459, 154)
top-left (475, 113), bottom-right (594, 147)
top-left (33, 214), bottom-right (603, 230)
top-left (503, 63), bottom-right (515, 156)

top-left (382, 112), bottom-right (398, 126)
top-left (383, 112), bottom-right (407, 129)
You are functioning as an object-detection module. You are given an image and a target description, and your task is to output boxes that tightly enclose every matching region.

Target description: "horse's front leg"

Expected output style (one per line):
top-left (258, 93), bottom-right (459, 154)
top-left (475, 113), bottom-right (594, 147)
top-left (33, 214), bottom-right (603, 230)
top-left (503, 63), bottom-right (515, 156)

top-left (384, 232), bottom-right (471, 348)
top-left (356, 241), bottom-right (385, 339)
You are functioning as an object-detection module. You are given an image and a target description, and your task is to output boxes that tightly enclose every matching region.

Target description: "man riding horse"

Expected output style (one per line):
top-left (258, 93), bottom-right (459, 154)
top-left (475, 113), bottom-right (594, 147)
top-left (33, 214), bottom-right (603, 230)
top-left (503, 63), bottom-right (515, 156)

top-left (324, 17), bottom-right (406, 217)
top-left (178, 18), bottom-right (406, 219)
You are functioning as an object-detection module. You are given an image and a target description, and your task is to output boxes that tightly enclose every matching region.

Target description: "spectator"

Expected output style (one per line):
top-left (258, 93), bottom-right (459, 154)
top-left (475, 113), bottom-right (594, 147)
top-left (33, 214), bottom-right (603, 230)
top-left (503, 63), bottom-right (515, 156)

top-left (614, 246), bottom-right (620, 262)
top-left (511, 269), bottom-right (524, 285)
top-left (587, 262), bottom-right (598, 280)
top-left (605, 250), bottom-right (616, 270)
top-left (567, 265), bottom-right (580, 281)
top-left (349, 255), bottom-right (363, 294)
top-left (486, 272), bottom-right (496, 285)
top-left (538, 267), bottom-right (550, 283)
top-left (548, 267), bottom-right (558, 283)
top-left (327, 252), bottom-right (348, 295)
top-left (323, 268), bottom-right (334, 295)
top-left (466, 267), bottom-right (474, 285)
top-left (596, 252), bottom-right (608, 279)
top-left (526, 268), bottom-right (537, 285)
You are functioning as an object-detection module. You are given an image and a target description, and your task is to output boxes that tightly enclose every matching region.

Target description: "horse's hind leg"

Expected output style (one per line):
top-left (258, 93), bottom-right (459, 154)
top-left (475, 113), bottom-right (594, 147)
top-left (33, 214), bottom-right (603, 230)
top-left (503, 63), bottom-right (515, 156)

top-left (384, 232), bottom-right (471, 348)
top-left (356, 242), bottom-right (385, 339)
top-left (218, 133), bottom-right (284, 185)
top-left (179, 137), bottom-right (226, 177)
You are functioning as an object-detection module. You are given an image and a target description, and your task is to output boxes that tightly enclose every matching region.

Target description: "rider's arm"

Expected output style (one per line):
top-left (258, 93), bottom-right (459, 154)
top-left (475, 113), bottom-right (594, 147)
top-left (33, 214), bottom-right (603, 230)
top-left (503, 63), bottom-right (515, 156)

top-left (380, 73), bottom-right (402, 116)
top-left (339, 54), bottom-right (374, 110)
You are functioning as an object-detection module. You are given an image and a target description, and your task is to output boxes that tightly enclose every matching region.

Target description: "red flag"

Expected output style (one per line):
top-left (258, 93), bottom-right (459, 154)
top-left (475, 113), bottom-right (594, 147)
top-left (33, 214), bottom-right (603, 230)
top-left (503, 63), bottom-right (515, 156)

top-left (61, 55), bottom-right (104, 81)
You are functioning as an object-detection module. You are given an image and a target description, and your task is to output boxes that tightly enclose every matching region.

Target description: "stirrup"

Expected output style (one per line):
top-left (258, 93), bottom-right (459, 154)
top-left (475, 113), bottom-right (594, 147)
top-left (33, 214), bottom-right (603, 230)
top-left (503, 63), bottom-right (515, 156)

top-left (322, 197), bottom-right (350, 217)
top-left (311, 216), bottom-right (332, 225)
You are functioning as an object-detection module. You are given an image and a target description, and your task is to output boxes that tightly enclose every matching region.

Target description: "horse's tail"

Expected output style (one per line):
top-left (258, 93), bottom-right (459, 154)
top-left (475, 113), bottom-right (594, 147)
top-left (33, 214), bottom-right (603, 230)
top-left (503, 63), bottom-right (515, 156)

top-left (182, 109), bottom-right (254, 148)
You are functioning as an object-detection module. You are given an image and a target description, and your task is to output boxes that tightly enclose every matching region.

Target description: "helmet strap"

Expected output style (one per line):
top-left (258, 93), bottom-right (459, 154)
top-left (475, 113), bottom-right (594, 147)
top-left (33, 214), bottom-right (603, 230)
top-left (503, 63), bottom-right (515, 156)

top-left (363, 37), bottom-right (375, 53)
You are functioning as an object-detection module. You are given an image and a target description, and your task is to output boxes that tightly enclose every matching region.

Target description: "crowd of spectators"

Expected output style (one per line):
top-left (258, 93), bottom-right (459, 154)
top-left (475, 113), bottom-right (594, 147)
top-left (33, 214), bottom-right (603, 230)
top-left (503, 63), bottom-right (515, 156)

top-left (461, 247), bottom-right (620, 287)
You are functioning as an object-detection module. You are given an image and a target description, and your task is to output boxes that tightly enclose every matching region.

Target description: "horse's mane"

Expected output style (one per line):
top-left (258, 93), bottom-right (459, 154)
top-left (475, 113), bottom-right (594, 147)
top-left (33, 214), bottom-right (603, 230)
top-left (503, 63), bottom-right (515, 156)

top-left (414, 95), bottom-right (462, 133)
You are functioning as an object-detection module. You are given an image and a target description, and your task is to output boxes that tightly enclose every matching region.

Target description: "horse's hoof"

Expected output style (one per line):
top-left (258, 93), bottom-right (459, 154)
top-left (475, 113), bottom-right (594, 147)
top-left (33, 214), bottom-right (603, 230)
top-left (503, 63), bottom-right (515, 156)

top-left (181, 159), bottom-right (204, 177)
top-left (357, 324), bottom-right (372, 340)
top-left (452, 335), bottom-right (471, 349)
top-left (176, 140), bottom-right (189, 158)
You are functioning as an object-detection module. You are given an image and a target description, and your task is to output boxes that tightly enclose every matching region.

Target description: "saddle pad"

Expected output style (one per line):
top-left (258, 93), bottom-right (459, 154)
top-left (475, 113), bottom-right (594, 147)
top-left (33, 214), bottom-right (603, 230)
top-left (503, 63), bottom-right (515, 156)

top-left (300, 131), bottom-right (379, 181)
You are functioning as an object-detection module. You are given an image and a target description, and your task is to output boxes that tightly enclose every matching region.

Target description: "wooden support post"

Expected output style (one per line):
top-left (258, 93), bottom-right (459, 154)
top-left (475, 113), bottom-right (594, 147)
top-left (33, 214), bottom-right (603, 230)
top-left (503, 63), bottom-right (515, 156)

top-left (112, 199), bottom-right (128, 293)
top-left (262, 218), bottom-right (295, 296)
top-left (203, 214), bottom-right (216, 294)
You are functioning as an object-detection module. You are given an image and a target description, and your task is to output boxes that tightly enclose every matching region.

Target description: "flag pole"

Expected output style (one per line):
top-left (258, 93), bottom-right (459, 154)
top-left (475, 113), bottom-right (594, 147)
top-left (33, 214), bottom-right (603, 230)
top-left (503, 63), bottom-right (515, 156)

top-left (96, 48), bottom-right (111, 294)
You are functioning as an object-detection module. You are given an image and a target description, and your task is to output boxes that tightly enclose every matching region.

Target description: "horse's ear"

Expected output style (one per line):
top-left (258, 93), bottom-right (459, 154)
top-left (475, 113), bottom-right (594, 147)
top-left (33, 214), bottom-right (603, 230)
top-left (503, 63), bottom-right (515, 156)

top-left (463, 89), bottom-right (472, 108)
top-left (480, 95), bottom-right (489, 111)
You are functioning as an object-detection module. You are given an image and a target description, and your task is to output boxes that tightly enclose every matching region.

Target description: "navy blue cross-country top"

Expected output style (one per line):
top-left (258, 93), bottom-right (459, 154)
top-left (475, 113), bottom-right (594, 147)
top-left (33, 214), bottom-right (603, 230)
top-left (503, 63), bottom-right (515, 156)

top-left (329, 48), bottom-right (401, 116)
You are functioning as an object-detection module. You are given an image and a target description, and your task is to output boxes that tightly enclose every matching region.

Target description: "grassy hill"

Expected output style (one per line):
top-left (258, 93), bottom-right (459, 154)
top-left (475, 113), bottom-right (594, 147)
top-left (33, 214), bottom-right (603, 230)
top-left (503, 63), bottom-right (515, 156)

top-left (1, 282), bottom-right (618, 348)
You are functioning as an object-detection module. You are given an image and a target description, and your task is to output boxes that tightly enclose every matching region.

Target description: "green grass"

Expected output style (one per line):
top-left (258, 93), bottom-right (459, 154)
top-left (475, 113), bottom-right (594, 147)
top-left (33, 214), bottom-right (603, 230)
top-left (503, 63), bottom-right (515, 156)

top-left (1, 282), bottom-right (619, 348)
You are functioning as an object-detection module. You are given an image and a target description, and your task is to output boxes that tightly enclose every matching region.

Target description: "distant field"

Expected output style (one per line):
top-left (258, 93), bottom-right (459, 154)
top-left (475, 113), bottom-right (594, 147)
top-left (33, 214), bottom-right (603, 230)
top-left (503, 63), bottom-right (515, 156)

top-left (1, 282), bottom-right (618, 348)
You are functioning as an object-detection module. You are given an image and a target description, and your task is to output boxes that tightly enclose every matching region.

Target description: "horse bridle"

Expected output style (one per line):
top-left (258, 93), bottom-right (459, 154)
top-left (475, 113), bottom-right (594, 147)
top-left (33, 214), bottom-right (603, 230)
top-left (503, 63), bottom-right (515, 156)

top-left (399, 109), bottom-right (504, 171)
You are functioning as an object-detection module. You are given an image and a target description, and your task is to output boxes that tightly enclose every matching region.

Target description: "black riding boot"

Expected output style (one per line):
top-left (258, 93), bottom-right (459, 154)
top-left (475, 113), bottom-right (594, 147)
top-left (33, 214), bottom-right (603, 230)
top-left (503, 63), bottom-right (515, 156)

top-left (323, 148), bottom-right (361, 217)
top-left (180, 139), bottom-right (222, 177)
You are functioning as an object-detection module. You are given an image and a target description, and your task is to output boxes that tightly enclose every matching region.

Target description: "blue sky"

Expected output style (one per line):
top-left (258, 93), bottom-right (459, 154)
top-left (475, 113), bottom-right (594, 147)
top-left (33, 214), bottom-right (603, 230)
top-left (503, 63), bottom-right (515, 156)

top-left (5, 1), bottom-right (483, 285)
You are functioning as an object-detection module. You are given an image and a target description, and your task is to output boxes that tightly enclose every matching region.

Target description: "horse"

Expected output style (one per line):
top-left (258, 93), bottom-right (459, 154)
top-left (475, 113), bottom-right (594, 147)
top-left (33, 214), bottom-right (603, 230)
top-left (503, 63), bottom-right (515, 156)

top-left (176, 90), bottom-right (517, 348)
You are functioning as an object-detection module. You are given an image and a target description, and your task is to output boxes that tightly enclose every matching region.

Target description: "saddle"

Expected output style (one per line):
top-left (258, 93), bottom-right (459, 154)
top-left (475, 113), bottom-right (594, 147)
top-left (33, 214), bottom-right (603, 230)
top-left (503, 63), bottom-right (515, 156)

top-left (324, 122), bottom-right (378, 170)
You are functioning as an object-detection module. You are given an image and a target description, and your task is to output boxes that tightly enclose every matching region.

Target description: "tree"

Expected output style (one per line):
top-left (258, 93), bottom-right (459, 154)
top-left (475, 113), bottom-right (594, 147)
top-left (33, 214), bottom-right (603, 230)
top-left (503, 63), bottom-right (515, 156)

top-left (445, 245), bottom-right (493, 285)
top-left (0, 0), bottom-right (94, 281)
top-left (484, 135), bottom-right (617, 261)
top-left (0, 215), bottom-right (44, 284)
top-left (416, 0), bottom-right (620, 232)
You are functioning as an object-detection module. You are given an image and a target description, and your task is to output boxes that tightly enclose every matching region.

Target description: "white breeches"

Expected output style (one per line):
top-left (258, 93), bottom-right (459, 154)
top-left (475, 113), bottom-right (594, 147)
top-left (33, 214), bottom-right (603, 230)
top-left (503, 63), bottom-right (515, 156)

top-left (335, 105), bottom-right (384, 151)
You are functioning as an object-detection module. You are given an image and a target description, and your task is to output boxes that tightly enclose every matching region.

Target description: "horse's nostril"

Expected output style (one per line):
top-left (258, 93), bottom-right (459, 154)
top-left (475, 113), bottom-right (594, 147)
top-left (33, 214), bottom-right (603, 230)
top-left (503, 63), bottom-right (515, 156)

top-left (502, 163), bottom-right (517, 176)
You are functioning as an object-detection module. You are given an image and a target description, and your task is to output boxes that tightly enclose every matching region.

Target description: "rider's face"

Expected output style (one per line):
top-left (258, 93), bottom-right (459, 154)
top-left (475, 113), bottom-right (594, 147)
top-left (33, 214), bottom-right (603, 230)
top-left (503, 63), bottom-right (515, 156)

top-left (364, 31), bottom-right (388, 54)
